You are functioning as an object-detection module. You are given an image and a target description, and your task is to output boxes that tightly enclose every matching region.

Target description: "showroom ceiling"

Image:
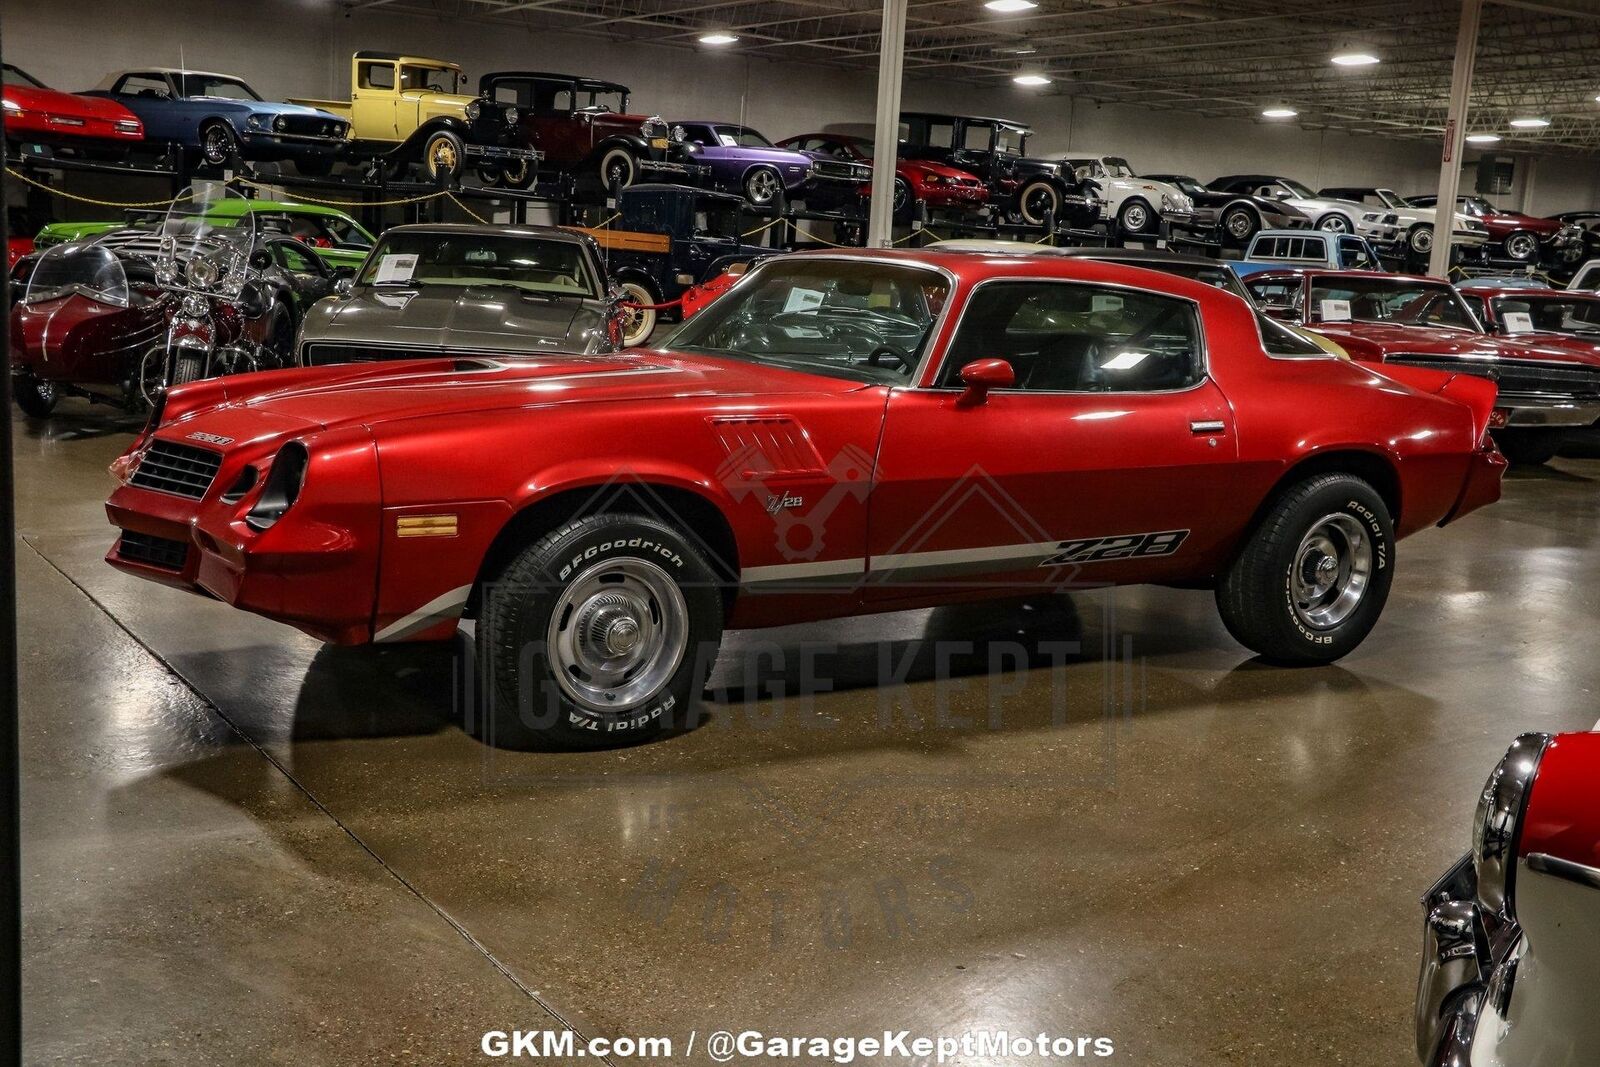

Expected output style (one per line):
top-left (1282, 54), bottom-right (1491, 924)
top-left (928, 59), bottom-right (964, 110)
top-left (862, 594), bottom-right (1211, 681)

top-left (353, 0), bottom-right (1600, 152)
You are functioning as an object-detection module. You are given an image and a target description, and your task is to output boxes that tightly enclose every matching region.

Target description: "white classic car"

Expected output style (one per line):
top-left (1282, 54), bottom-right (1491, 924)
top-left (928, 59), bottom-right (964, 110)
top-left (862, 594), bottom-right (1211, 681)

top-left (1319, 186), bottom-right (1491, 257)
top-left (1057, 154), bottom-right (1195, 236)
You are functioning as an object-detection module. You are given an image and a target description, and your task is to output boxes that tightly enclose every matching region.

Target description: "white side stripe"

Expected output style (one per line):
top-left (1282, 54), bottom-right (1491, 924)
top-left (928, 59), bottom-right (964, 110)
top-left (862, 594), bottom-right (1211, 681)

top-left (374, 584), bottom-right (473, 642)
top-left (740, 558), bottom-right (867, 584)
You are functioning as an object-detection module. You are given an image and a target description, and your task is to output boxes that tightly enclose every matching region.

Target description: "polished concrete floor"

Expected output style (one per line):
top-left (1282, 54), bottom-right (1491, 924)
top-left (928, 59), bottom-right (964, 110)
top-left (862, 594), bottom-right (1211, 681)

top-left (14, 403), bottom-right (1600, 1066)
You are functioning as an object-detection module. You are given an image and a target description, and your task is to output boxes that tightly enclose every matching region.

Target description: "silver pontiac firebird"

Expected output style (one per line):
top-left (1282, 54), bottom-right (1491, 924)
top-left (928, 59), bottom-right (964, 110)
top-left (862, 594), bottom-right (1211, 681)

top-left (297, 223), bottom-right (622, 365)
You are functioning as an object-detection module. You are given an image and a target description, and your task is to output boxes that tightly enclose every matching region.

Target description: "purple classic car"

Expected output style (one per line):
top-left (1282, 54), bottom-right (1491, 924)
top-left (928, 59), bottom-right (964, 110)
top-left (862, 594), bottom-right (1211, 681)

top-left (673, 120), bottom-right (869, 208)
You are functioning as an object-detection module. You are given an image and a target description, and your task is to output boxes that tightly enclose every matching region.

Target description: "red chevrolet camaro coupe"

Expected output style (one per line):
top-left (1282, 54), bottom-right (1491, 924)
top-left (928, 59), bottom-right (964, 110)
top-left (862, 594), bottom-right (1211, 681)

top-left (105, 250), bottom-right (1504, 747)
top-left (1243, 268), bottom-right (1600, 465)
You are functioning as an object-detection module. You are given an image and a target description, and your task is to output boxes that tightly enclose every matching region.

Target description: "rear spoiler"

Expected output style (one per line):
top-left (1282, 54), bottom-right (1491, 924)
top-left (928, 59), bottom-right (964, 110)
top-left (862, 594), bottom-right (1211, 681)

top-left (1376, 363), bottom-right (1498, 444)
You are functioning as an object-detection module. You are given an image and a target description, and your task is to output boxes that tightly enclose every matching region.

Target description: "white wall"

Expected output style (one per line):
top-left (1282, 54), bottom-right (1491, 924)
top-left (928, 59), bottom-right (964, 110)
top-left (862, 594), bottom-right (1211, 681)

top-left (4, 0), bottom-right (1595, 212)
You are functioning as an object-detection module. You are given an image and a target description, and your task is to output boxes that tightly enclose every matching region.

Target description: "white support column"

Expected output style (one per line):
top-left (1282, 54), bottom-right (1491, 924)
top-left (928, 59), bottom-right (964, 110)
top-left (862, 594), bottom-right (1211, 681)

top-left (1427, 0), bottom-right (1483, 279)
top-left (866, 0), bottom-right (909, 248)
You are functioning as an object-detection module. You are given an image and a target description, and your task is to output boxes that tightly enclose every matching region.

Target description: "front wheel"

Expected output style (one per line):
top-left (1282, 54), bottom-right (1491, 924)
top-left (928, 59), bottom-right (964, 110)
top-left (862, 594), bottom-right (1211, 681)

top-left (199, 122), bottom-right (240, 168)
top-left (1317, 214), bottom-right (1352, 234)
top-left (1221, 205), bottom-right (1259, 245)
top-left (474, 512), bottom-right (724, 749)
top-left (1215, 473), bottom-right (1394, 664)
top-left (617, 280), bottom-right (658, 347)
top-left (1018, 179), bottom-right (1063, 226)
top-left (598, 147), bottom-right (637, 192)
top-left (1408, 223), bottom-right (1434, 256)
top-left (1503, 231), bottom-right (1539, 262)
top-left (1117, 198), bottom-right (1154, 235)
top-left (13, 375), bottom-right (59, 419)
top-left (1493, 428), bottom-right (1563, 465)
top-left (743, 166), bottom-right (783, 206)
top-left (171, 351), bottom-right (206, 385)
top-left (498, 157), bottom-right (535, 190)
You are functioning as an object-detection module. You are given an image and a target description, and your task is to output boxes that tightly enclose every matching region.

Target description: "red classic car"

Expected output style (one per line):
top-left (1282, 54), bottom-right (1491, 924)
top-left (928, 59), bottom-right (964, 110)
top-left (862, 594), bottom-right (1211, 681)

top-left (2, 62), bottom-right (143, 153)
top-left (1408, 194), bottom-right (1582, 264)
top-left (104, 251), bottom-right (1503, 748)
top-left (775, 133), bottom-right (988, 216)
top-left (1417, 731), bottom-right (1600, 1065)
top-left (1243, 268), bottom-right (1600, 464)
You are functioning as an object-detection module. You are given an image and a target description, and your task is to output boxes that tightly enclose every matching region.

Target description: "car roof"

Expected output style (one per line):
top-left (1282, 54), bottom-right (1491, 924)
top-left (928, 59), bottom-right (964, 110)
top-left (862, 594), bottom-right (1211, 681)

top-left (1458, 283), bottom-right (1590, 299)
top-left (97, 68), bottom-right (239, 86)
top-left (1243, 266), bottom-right (1442, 284)
top-left (773, 247), bottom-right (1232, 303)
top-left (1254, 228), bottom-right (1335, 238)
top-left (1213, 174), bottom-right (1291, 185)
top-left (899, 111), bottom-right (1031, 131)
top-left (353, 51), bottom-right (458, 67)
top-left (480, 71), bottom-right (628, 92)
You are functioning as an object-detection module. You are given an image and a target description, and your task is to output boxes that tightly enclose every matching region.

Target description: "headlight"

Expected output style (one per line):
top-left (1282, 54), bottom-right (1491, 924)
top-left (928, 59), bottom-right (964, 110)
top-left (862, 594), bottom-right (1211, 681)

top-left (1473, 732), bottom-right (1551, 921)
top-left (465, 99), bottom-right (482, 121)
top-left (187, 256), bottom-right (221, 288)
top-left (503, 105), bottom-right (518, 125)
top-left (921, 170), bottom-right (944, 184)
top-left (246, 442), bottom-right (309, 531)
top-left (641, 116), bottom-right (666, 138)
top-left (671, 124), bottom-right (686, 142)
top-left (273, 115), bottom-right (287, 132)
top-left (247, 115), bottom-right (262, 129)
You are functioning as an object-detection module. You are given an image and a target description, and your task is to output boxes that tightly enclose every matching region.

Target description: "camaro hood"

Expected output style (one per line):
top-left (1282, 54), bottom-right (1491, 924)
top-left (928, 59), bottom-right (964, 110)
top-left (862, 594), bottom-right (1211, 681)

top-left (210, 350), bottom-right (868, 431)
top-left (315, 287), bottom-right (602, 353)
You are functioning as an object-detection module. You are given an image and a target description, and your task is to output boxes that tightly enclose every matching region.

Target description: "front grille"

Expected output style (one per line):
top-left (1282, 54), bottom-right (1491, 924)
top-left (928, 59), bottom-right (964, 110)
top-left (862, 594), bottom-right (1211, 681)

top-left (1385, 354), bottom-right (1600, 397)
top-left (130, 439), bottom-right (224, 499)
top-left (812, 159), bottom-right (870, 182)
top-left (117, 530), bottom-right (189, 571)
top-left (274, 114), bottom-right (341, 138)
top-left (303, 342), bottom-right (438, 365)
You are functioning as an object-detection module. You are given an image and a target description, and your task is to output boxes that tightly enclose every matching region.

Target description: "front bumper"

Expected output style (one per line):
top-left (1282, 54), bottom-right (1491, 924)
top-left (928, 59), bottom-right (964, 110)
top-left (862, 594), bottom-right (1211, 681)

top-left (465, 142), bottom-right (541, 164)
top-left (1417, 854), bottom-right (1489, 1064)
top-left (1492, 394), bottom-right (1600, 428)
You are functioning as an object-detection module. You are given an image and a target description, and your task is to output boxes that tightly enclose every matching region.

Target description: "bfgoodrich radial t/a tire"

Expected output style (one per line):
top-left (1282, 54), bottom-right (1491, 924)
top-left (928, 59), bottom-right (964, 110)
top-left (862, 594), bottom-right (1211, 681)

top-left (475, 513), bottom-right (724, 749)
top-left (1216, 474), bottom-right (1394, 664)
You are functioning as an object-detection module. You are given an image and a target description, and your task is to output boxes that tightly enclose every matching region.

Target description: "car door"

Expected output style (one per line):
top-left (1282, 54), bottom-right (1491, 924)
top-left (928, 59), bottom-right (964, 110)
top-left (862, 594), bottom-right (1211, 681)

top-left (866, 277), bottom-right (1240, 601)
top-left (1337, 236), bottom-right (1377, 270)
top-left (352, 59), bottom-right (400, 142)
top-left (111, 72), bottom-right (183, 140)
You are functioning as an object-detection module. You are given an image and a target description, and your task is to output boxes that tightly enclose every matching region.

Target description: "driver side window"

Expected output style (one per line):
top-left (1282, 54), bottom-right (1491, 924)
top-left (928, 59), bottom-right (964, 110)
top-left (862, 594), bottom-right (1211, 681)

top-left (118, 74), bottom-right (171, 99)
top-left (940, 281), bottom-right (1204, 393)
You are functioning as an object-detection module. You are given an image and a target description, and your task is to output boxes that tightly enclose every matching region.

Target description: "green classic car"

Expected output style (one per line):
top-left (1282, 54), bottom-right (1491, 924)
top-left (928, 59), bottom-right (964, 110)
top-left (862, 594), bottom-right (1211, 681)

top-left (33, 199), bottom-right (375, 271)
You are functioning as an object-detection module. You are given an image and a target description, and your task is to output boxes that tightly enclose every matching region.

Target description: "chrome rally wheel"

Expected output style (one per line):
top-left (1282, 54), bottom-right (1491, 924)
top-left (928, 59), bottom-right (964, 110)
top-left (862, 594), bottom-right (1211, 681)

top-left (744, 167), bottom-right (782, 205)
top-left (547, 559), bottom-right (688, 714)
top-left (1290, 513), bottom-right (1372, 630)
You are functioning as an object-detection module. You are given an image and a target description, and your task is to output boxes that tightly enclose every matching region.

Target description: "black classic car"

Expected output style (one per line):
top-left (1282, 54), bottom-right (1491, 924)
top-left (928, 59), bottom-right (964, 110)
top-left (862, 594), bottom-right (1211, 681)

top-left (478, 71), bottom-right (704, 193)
top-left (897, 111), bottom-right (1101, 229)
top-left (1143, 173), bottom-right (1312, 245)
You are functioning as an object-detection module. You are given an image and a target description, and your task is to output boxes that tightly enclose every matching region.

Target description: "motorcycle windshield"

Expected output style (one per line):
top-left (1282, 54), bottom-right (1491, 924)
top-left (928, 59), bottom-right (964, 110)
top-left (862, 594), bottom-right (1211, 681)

top-left (159, 185), bottom-right (256, 297)
top-left (23, 244), bottom-right (130, 308)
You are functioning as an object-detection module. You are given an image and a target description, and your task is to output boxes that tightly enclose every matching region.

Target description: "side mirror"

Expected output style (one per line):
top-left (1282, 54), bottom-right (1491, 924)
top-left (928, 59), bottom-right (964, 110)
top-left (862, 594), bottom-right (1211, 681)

top-left (956, 358), bottom-right (1014, 406)
top-left (335, 277), bottom-right (354, 296)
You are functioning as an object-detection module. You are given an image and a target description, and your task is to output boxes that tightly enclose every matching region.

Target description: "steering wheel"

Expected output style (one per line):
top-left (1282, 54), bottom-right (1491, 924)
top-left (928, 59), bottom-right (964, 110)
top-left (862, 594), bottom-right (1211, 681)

top-left (864, 343), bottom-right (915, 373)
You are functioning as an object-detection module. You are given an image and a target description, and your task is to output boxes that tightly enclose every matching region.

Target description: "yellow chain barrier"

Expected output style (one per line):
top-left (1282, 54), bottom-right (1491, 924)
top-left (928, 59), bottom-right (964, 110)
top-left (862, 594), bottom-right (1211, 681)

top-left (234, 176), bottom-right (458, 209)
top-left (4, 166), bottom-right (184, 208)
top-left (446, 193), bottom-right (489, 224)
top-left (740, 215), bottom-right (787, 239)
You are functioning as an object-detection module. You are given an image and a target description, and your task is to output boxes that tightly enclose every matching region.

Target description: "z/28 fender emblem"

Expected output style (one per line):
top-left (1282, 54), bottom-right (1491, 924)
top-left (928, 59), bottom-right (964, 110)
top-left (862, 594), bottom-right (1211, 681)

top-left (1041, 529), bottom-right (1190, 567)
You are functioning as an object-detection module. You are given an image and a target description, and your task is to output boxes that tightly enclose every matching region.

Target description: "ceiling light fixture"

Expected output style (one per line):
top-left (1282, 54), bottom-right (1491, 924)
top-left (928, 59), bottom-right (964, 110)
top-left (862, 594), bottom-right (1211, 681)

top-left (1013, 74), bottom-right (1052, 86)
top-left (1509, 117), bottom-right (1550, 128)
top-left (1331, 52), bottom-right (1380, 66)
top-left (698, 32), bottom-right (739, 45)
top-left (1465, 133), bottom-right (1502, 144)
top-left (985, 0), bottom-right (1039, 12)
top-left (1261, 107), bottom-right (1298, 118)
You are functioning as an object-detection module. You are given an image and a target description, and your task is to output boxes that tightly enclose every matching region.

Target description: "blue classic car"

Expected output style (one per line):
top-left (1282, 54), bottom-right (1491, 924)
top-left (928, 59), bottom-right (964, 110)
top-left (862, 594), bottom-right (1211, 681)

top-left (85, 69), bottom-right (348, 174)
top-left (672, 120), bottom-right (869, 209)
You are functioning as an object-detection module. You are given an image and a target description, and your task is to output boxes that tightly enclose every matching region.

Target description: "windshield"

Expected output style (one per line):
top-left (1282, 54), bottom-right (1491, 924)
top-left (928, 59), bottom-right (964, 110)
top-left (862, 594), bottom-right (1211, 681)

top-left (713, 125), bottom-right (774, 148)
top-left (1308, 277), bottom-right (1478, 330)
top-left (1493, 294), bottom-right (1600, 338)
top-left (1102, 157), bottom-right (1135, 178)
top-left (1167, 176), bottom-right (1206, 196)
top-left (177, 75), bottom-right (261, 101)
top-left (2, 64), bottom-right (45, 89)
top-left (358, 232), bottom-right (597, 296)
top-left (1281, 178), bottom-right (1317, 198)
top-left (1373, 189), bottom-right (1405, 208)
top-left (992, 126), bottom-right (1024, 156)
top-left (665, 259), bottom-right (950, 384)
top-left (575, 86), bottom-right (627, 112)
top-left (400, 65), bottom-right (461, 94)
top-left (24, 244), bottom-right (130, 308)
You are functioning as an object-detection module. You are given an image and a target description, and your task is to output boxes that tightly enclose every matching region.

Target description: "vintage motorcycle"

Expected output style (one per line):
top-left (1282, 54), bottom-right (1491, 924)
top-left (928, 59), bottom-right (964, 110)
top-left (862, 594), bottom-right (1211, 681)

top-left (10, 186), bottom-right (307, 417)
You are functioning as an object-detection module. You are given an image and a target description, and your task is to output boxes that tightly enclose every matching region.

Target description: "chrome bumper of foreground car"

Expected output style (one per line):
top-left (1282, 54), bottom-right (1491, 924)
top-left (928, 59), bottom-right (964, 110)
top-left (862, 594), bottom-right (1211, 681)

top-left (1417, 854), bottom-right (1494, 1065)
top-left (1493, 394), bottom-right (1600, 428)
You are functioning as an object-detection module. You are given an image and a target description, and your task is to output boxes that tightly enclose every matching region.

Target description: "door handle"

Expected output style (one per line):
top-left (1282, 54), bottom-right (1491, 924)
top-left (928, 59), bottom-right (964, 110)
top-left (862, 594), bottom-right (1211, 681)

top-left (1189, 419), bottom-right (1226, 434)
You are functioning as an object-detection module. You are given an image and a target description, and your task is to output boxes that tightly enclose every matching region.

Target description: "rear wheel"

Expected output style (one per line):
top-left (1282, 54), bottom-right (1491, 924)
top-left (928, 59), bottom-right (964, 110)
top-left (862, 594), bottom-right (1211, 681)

top-left (1493, 428), bottom-right (1563, 465)
top-left (13, 375), bottom-right (58, 419)
top-left (498, 157), bottom-right (535, 190)
top-left (1503, 231), bottom-right (1539, 262)
top-left (474, 513), bottom-right (724, 749)
top-left (1216, 473), bottom-right (1394, 664)
top-left (1221, 205), bottom-right (1259, 244)
top-left (1408, 223), bottom-right (1434, 256)
top-left (1018, 179), bottom-right (1062, 226)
